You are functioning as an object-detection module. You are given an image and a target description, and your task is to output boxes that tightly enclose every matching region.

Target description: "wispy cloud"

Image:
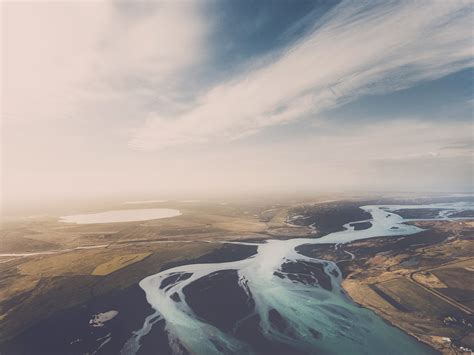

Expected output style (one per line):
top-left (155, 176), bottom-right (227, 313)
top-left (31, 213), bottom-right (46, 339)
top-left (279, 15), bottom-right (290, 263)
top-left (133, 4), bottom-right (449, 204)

top-left (2, 1), bottom-right (209, 124)
top-left (130, 1), bottom-right (473, 150)
top-left (2, 0), bottom-right (473, 208)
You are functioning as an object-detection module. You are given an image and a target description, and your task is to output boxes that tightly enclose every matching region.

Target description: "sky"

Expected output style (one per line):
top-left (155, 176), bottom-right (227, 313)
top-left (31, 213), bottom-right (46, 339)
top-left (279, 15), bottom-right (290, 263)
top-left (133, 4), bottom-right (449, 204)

top-left (1, 0), bottom-right (473, 211)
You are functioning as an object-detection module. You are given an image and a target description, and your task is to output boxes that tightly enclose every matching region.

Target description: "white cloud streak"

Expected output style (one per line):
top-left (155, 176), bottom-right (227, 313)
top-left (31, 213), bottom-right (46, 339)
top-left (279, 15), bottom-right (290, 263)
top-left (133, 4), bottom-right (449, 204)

top-left (130, 0), bottom-right (473, 150)
top-left (2, 1), bottom-right (208, 124)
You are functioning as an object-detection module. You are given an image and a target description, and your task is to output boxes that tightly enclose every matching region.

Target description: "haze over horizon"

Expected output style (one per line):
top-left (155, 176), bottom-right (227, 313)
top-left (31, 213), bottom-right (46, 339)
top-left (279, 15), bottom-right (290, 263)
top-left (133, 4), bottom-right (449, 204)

top-left (2, 0), bottom-right (473, 212)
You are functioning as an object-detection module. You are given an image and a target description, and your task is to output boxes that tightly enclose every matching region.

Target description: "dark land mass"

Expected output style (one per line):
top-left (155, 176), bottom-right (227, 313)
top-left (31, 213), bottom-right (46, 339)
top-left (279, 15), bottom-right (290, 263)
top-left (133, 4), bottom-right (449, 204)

top-left (183, 270), bottom-right (254, 332)
top-left (393, 208), bottom-right (445, 219)
top-left (162, 243), bottom-right (258, 269)
top-left (0, 283), bottom-right (154, 355)
top-left (0, 243), bottom-right (258, 355)
top-left (160, 272), bottom-right (192, 290)
top-left (277, 260), bottom-right (333, 290)
top-left (449, 210), bottom-right (474, 218)
top-left (349, 221), bottom-right (372, 230)
top-left (137, 318), bottom-right (184, 355)
top-left (234, 313), bottom-right (308, 355)
top-left (288, 201), bottom-right (372, 235)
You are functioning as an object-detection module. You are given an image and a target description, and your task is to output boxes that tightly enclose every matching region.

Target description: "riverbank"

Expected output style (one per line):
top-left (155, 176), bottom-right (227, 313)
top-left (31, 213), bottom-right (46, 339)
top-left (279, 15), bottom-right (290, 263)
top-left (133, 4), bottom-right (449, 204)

top-left (299, 220), bottom-right (474, 355)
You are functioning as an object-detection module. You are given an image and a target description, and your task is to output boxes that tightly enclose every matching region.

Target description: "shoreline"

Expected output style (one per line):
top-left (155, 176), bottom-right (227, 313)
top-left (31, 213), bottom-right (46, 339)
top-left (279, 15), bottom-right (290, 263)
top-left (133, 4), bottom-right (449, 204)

top-left (341, 279), bottom-right (444, 354)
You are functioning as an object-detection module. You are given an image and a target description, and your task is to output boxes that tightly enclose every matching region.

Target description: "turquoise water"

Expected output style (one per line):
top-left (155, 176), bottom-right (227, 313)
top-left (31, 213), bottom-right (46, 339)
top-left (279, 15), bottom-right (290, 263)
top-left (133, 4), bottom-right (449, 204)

top-left (125, 202), bottom-right (473, 354)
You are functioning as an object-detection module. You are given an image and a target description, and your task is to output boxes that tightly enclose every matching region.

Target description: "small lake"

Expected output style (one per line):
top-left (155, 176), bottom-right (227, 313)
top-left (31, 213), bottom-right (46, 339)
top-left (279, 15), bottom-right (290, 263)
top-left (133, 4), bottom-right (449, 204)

top-left (59, 208), bottom-right (181, 224)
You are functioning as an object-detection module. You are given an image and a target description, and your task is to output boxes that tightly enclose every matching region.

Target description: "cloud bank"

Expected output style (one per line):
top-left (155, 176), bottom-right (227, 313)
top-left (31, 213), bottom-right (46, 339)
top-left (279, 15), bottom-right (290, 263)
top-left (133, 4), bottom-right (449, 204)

top-left (2, 1), bottom-right (208, 124)
top-left (2, 0), bottom-right (472, 211)
top-left (130, 1), bottom-right (473, 150)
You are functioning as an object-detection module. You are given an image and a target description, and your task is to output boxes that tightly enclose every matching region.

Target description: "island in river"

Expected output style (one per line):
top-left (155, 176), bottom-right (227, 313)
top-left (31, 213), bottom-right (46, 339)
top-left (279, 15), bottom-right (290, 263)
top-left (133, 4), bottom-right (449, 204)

top-left (0, 195), bottom-right (473, 354)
